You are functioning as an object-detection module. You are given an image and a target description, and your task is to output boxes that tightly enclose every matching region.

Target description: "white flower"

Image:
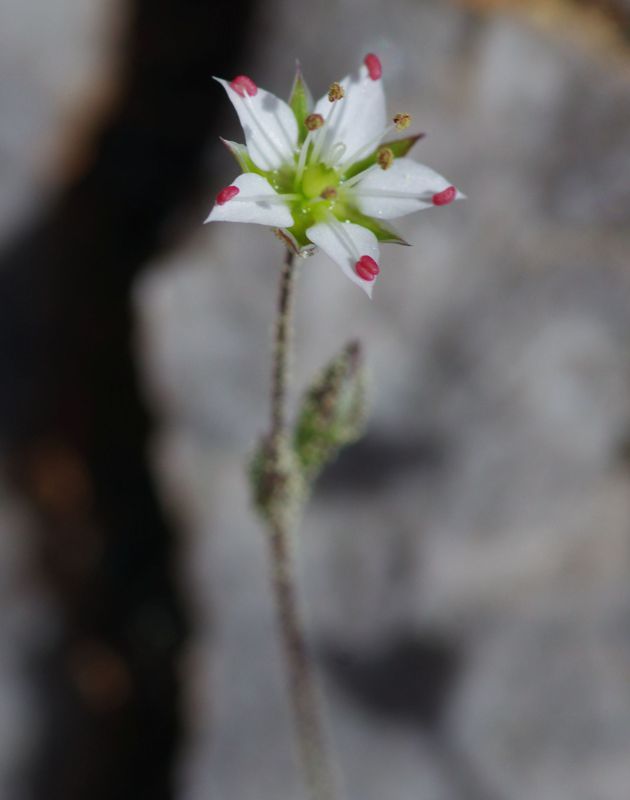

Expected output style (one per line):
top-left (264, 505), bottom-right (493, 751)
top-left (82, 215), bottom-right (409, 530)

top-left (205, 55), bottom-right (464, 298)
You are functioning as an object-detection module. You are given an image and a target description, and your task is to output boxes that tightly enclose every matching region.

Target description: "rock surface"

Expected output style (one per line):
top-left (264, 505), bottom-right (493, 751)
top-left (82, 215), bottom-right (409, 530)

top-left (2, 1), bottom-right (630, 799)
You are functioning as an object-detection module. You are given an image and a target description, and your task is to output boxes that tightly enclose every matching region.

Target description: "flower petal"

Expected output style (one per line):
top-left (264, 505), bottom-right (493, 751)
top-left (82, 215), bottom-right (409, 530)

top-left (313, 64), bottom-right (386, 168)
top-left (306, 220), bottom-right (380, 298)
top-left (205, 173), bottom-right (294, 227)
top-left (352, 157), bottom-right (463, 220)
top-left (215, 78), bottom-right (298, 172)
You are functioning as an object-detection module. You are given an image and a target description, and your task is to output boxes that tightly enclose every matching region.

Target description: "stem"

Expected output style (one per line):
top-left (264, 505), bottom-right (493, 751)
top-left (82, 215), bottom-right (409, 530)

top-left (266, 248), bottom-right (337, 800)
top-left (268, 519), bottom-right (336, 800)
top-left (270, 249), bottom-right (297, 441)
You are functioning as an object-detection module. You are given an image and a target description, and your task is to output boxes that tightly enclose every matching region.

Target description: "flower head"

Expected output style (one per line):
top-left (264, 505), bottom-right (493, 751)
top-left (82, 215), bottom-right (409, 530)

top-left (205, 54), bottom-right (464, 297)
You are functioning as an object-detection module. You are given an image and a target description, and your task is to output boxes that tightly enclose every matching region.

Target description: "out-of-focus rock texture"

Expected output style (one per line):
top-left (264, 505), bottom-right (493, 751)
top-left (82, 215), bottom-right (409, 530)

top-left (2, 1), bottom-right (630, 799)
top-left (0, 5), bottom-right (119, 796)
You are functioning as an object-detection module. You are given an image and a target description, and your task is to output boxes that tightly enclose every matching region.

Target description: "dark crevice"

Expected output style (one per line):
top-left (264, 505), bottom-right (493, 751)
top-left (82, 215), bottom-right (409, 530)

top-left (0, 1), bottom-right (257, 798)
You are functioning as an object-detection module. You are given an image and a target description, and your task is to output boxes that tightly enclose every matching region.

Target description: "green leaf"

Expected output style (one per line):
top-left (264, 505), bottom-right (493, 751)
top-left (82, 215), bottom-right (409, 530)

top-left (294, 341), bottom-right (367, 483)
top-left (343, 133), bottom-right (425, 179)
top-left (289, 63), bottom-right (313, 145)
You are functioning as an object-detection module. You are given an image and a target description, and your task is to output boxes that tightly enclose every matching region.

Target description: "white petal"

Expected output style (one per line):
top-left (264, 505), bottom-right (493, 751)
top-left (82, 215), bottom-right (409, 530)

top-left (352, 158), bottom-right (459, 220)
top-left (313, 64), bottom-right (386, 167)
top-left (205, 173), bottom-right (294, 227)
top-left (215, 78), bottom-right (298, 172)
top-left (306, 221), bottom-right (380, 298)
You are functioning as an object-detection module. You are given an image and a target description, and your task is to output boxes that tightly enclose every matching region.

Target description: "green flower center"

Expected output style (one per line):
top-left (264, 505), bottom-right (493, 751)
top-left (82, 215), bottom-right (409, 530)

top-left (301, 164), bottom-right (340, 200)
top-left (243, 137), bottom-right (409, 250)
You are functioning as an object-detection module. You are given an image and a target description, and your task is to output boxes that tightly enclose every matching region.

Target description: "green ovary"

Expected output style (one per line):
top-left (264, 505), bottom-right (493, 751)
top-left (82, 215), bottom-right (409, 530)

top-left (287, 200), bottom-right (330, 247)
top-left (301, 164), bottom-right (340, 200)
top-left (275, 162), bottom-right (343, 247)
top-left (263, 161), bottom-right (362, 249)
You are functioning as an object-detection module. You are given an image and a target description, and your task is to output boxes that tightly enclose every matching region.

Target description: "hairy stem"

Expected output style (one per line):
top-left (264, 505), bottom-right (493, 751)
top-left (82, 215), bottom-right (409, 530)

top-left (266, 248), bottom-right (337, 800)
top-left (268, 518), bottom-right (336, 800)
top-left (270, 249), bottom-right (297, 441)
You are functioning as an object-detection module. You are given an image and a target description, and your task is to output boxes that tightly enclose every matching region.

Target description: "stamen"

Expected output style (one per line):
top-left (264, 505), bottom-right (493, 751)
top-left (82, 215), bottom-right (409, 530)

top-left (393, 113), bottom-right (412, 131)
top-left (364, 54), bottom-right (382, 81)
top-left (305, 113), bottom-right (324, 131)
top-left (328, 82), bottom-right (345, 102)
top-left (321, 187), bottom-right (338, 200)
top-left (355, 255), bottom-right (380, 281)
top-left (432, 186), bottom-right (457, 206)
top-left (230, 75), bottom-right (258, 97)
top-left (313, 84), bottom-right (347, 166)
top-left (310, 111), bottom-right (335, 165)
top-left (216, 185), bottom-right (239, 205)
top-left (339, 123), bottom-right (396, 172)
top-left (324, 141), bottom-right (346, 167)
top-left (377, 147), bottom-right (394, 170)
top-left (352, 189), bottom-right (428, 200)
top-left (342, 164), bottom-right (379, 189)
top-left (232, 192), bottom-right (299, 203)
top-left (295, 131), bottom-right (314, 186)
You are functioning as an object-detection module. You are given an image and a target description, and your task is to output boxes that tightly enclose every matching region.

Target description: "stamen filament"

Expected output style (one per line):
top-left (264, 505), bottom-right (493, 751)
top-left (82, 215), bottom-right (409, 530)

top-left (312, 87), bottom-right (346, 166)
top-left (310, 117), bottom-right (332, 166)
top-left (351, 189), bottom-right (432, 200)
top-left (324, 142), bottom-right (346, 168)
top-left (232, 193), bottom-right (299, 203)
top-left (295, 131), bottom-right (314, 186)
top-left (339, 124), bottom-right (395, 172)
top-left (317, 101), bottom-right (343, 164)
top-left (341, 164), bottom-right (380, 189)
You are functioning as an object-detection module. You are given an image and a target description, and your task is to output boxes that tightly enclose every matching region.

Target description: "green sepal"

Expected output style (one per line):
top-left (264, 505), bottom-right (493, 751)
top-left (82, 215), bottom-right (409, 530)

top-left (284, 197), bottom-right (332, 249)
top-left (274, 226), bottom-right (315, 256)
top-left (294, 341), bottom-right (367, 484)
top-left (285, 199), bottom-right (410, 249)
top-left (288, 63), bottom-right (313, 145)
top-left (220, 138), bottom-right (266, 176)
top-left (343, 133), bottom-right (426, 179)
top-left (284, 223), bottom-right (311, 250)
top-left (342, 208), bottom-right (410, 246)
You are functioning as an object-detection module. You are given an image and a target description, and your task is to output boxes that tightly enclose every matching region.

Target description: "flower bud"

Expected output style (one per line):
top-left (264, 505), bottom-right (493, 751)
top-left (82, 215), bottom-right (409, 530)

top-left (294, 341), bottom-right (367, 483)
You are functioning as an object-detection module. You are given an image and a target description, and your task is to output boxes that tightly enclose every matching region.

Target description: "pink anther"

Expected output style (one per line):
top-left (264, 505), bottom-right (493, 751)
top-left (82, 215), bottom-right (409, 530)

top-left (216, 185), bottom-right (240, 205)
top-left (432, 186), bottom-right (457, 206)
top-left (355, 255), bottom-right (380, 281)
top-left (229, 75), bottom-right (258, 97)
top-left (364, 53), bottom-right (382, 81)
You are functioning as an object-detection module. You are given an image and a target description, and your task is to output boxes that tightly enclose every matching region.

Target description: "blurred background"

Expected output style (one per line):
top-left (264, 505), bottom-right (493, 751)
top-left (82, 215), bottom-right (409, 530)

top-left (1, 1), bottom-right (630, 799)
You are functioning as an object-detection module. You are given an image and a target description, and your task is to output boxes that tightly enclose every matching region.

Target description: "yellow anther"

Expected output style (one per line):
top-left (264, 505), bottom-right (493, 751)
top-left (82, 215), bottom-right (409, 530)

top-left (328, 82), bottom-right (345, 102)
top-left (393, 113), bottom-right (412, 131)
top-left (320, 186), bottom-right (338, 200)
top-left (305, 113), bottom-right (324, 131)
top-left (377, 147), bottom-right (394, 170)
